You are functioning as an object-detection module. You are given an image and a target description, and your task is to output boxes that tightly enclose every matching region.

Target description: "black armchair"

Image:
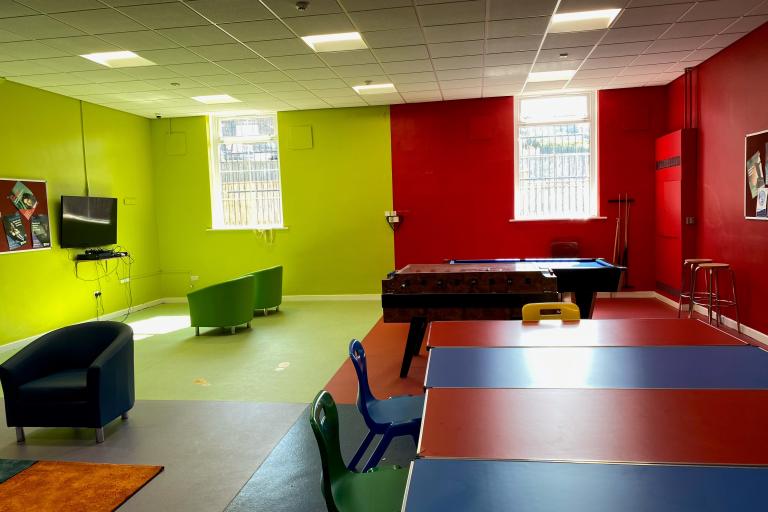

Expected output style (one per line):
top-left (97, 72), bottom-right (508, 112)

top-left (0, 321), bottom-right (134, 443)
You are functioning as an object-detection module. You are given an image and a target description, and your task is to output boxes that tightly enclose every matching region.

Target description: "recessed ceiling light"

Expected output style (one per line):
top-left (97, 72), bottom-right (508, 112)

top-left (80, 51), bottom-right (155, 68)
top-left (301, 32), bottom-right (367, 52)
top-left (192, 94), bottom-right (241, 104)
top-left (549, 9), bottom-right (621, 33)
top-left (528, 70), bottom-right (577, 82)
top-left (352, 83), bottom-right (397, 95)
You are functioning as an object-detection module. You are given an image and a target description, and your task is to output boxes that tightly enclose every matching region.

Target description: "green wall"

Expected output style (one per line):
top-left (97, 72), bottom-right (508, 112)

top-left (151, 107), bottom-right (394, 296)
top-left (0, 80), bottom-right (162, 346)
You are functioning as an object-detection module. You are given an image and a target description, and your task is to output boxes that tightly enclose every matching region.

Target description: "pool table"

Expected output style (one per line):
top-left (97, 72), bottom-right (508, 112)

top-left (450, 258), bottom-right (623, 318)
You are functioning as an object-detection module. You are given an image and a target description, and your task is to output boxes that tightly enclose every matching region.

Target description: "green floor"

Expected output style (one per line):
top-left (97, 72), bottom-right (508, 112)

top-left (0, 301), bottom-right (382, 404)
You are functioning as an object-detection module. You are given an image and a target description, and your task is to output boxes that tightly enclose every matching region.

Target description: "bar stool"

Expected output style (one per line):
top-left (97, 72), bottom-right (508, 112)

top-left (678, 258), bottom-right (713, 318)
top-left (691, 263), bottom-right (740, 331)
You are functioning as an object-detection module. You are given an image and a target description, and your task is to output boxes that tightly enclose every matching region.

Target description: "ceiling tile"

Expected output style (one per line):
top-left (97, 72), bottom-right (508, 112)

top-left (239, 70), bottom-right (293, 83)
top-left (614, 4), bottom-right (693, 28)
top-left (299, 78), bottom-right (349, 89)
top-left (432, 55), bottom-right (483, 70)
top-left (282, 14), bottom-right (356, 36)
top-left (423, 22), bottom-right (484, 43)
top-left (53, 9), bottom-right (144, 34)
top-left (97, 79), bottom-right (159, 93)
top-left (188, 44), bottom-right (255, 61)
top-left (119, 3), bottom-right (208, 29)
top-left (269, 53), bottom-right (326, 69)
top-left (0, 15), bottom-right (84, 38)
top-left (486, 36), bottom-right (542, 53)
top-left (33, 55), bottom-right (105, 72)
top-left (16, 0), bottom-right (104, 13)
top-left (381, 59), bottom-right (433, 73)
top-left (0, 61), bottom-right (57, 76)
top-left (428, 40), bottom-right (484, 58)
top-left (324, 96), bottom-right (368, 106)
top-left (644, 36), bottom-right (710, 53)
top-left (683, 47), bottom-right (722, 61)
top-left (372, 45), bottom-right (430, 61)
top-left (284, 67), bottom-right (337, 80)
top-left (332, 63), bottom-right (385, 77)
top-left (590, 41), bottom-right (651, 58)
top-left (396, 81), bottom-right (439, 91)
top-left (38, 35), bottom-right (120, 54)
top-left (350, 7), bottom-right (420, 31)
top-left (136, 48), bottom-right (205, 65)
top-left (99, 31), bottom-right (179, 51)
top-left (119, 66), bottom-right (182, 80)
top-left (665, 60), bottom-right (700, 72)
top-left (524, 80), bottom-right (566, 92)
top-left (221, 20), bottom-right (293, 42)
top-left (159, 26), bottom-right (235, 47)
top-left (680, 0), bottom-right (762, 22)
top-left (580, 55), bottom-right (637, 69)
top-left (417, 1), bottom-right (486, 26)
top-left (341, 75), bottom-right (388, 86)
top-left (537, 47), bottom-right (592, 62)
top-left (442, 87), bottom-right (480, 99)
top-left (543, 30), bottom-right (605, 49)
top-left (483, 74), bottom-right (526, 86)
top-left (320, 50), bottom-right (378, 66)
top-left (437, 67), bottom-right (484, 79)
top-left (342, 0), bottom-right (414, 11)
top-left (660, 19), bottom-right (738, 39)
top-left (700, 33), bottom-right (747, 48)
top-left (0, 40), bottom-right (67, 60)
top-left (632, 50), bottom-right (691, 64)
top-left (440, 77), bottom-right (482, 89)
top-left (482, 85), bottom-right (520, 97)
top-left (314, 87), bottom-right (358, 98)
top-left (401, 91), bottom-right (442, 102)
top-left (488, 0), bottom-right (557, 19)
top-left (556, 0), bottom-right (631, 11)
top-left (266, 0), bottom-right (343, 17)
top-left (611, 74), bottom-right (654, 84)
top-left (362, 28), bottom-right (425, 48)
top-left (619, 63), bottom-right (674, 75)
top-left (216, 58), bottom-right (274, 73)
top-left (484, 51), bottom-right (537, 66)
top-left (723, 15), bottom-right (768, 33)
top-left (0, 2), bottom-right (36, 17)
top-left (601, 25), bottom-right (671, 44)
top-left (69, 68), bottom-right (134, 82)
top-left (488, 17), bottom-right (550, 38)
top-left (246, 38), bottom-right (313, 57)
top-left (12, 72), bottom-right (88, 85)
top-left (574, 67), bottom-right (623, 78)
top-left (143, 77), bottom-right (204, 89)
top-left (389, 71), bottom-right (438, 83)
top-left (484, 64), bottom-right (529, 78)
top-left (751, 1), bottom-right (768, 15)
top-left (566, 78), bottom-right (605, 88)
top-left (186, 0), bottom-right (275, 23)
top-left (531, 60), bottom-right (583, 72)
top-left (167, 62), bottom-right (224, 76)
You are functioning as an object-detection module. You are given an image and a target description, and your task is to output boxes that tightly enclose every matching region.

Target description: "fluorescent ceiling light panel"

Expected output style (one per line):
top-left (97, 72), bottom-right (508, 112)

top-left (549, 9), bottom-right (621, 33)
top-left (192, 94), bottom-right (241, 104)
top-left (80, 51), bottom-right (155, 68)
top-left (353, 83), bottom-right (397, 95)
top-left (302, 32), bottom-right (367, 52)
top-left (528, 70), bottom-right (577, 82)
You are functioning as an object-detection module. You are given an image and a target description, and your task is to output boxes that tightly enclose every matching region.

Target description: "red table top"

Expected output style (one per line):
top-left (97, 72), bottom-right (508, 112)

top-left (419, 388), bottom-right (768, 465)
top-left (426, 318), bottom-right (745, 348)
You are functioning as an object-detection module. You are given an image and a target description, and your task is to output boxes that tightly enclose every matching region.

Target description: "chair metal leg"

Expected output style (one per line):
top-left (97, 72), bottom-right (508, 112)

top-left (714, 270), bottom-right (722, 327)
top-left (348, 430), bottom-right (376, 471)
top-left (731, 270), bottom-right (740, 333)
top-left (706, 269), bottom-right (714, 325)
top-left (15, 427), bottom-right (25, 443)
top-left (230, 326), bottom-right (236, 334)
top-left (687, 264), bottom-right (697, 316)
top-left (195, 327), bottom-right (200, 336)
top-left (363, 430), bottom-right (395, 473)
top-left (263, 308), bottom-right (268, 316)
top-left (246, 321), bottom-right (251, 328)
top-left (121, 412), bottom-right (129, 420)
top-left (96, 428), bottom-right (105, 443)
top-left (275, 306), bottom-right (279, 312)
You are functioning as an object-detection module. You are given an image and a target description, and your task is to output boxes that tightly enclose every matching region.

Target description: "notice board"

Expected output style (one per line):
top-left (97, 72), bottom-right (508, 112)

top-left (745, 129), bottom-right (768, 219)
top-left (0, 178), bottom-right (51, 254)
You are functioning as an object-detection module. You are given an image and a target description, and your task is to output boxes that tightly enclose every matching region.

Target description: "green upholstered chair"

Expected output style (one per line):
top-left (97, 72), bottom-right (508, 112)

top-left (246, 265), bottom-right (283, 316)
top-left (187, 275), bottom-right (255, 335)
top-left (310, 390), bottom-right (408, 512)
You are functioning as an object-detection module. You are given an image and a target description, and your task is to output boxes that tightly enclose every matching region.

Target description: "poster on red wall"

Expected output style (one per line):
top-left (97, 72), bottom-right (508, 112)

top-left (0, 178), bottom-right (51, 254)
top-left (745, 129), bottom-right (768, 220)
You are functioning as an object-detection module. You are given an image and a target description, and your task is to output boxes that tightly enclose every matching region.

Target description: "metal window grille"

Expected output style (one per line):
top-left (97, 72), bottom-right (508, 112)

top-left (210, 115), bottom-right (283, 229)
top-left (515, 94), bottom-right (596, 219)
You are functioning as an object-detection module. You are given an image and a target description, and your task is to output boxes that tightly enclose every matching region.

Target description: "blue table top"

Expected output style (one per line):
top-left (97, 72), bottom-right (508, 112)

top-left (451, 258), bottom-right (613, 269)
top-left (403, 459), bottom-right (768, 512)
top-left (425, 346), bottom-right (768, 389)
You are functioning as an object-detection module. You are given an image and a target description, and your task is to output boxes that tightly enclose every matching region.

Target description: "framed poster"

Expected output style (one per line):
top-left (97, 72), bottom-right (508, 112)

top-left (745, 129), bottom-right (768, 220)
top-left (0, 178), bottom-right (51, 254)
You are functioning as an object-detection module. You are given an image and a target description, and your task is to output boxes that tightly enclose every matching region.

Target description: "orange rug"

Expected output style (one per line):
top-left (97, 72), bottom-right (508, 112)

top-left (0, 460), bottom-right (163, 511)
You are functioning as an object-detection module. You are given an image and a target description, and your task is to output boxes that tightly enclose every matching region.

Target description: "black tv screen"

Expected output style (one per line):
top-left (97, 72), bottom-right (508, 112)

top-left (60, 196), bottom-right (118, 248)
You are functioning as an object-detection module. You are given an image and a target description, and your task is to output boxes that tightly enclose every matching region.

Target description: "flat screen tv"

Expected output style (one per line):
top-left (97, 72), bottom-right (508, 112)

top-left (60, 196), bottom-right (118, 248)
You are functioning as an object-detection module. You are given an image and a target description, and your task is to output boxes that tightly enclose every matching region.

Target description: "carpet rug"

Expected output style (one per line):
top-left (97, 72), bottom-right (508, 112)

top-left (0, 459), bottom-right (34, 484)
top-left (0, 459), bottom-right (163, 511)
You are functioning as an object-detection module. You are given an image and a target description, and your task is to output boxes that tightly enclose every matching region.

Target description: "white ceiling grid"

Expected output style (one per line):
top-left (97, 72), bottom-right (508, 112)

top-left (0, 0), bottom-right (762, 117)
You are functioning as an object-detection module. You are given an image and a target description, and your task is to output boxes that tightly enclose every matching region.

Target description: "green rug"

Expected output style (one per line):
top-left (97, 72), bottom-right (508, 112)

top-left (0, 459), bottom-right (35, 484)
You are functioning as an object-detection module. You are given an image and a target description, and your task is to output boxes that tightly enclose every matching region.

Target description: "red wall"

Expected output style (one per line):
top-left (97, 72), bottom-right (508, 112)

top-left (688, 22), bottom-right (768, 334)
top-left (666, 75), bottom-right (685, 132)
top-left (391, 89), bottom-right (667, 290)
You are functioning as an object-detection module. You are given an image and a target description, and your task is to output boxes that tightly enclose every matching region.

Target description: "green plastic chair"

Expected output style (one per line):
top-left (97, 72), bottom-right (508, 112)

top-left (246, 265), bottom-right (283, 316)
top-left (310, 391), bottom-right (408, 512)
top-left (187, 275), bottom-right (255, 335)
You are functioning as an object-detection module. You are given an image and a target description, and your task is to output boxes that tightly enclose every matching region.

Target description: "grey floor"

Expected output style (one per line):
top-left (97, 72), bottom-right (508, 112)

top-left (0, 399), bottom-right (304, 512)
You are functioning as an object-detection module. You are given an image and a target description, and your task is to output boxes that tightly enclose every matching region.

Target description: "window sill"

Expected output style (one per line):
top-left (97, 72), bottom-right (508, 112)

top-left (509, 216), bottom-right (607, 223)
top-left (207, 226), bottom-right (288, 231)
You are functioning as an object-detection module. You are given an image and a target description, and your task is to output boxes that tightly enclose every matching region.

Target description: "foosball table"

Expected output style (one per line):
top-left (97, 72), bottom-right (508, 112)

top-left (382, 263), bottom-right (560, 377)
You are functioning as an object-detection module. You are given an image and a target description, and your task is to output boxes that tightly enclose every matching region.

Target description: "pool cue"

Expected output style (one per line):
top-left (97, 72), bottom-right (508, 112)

top-left (624, 194), bottom-right (631, 286)
top-left (612, 217), bottom-right (620, 264)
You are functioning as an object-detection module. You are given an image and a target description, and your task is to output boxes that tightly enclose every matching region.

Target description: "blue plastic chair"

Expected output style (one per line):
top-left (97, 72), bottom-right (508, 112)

top-left (347, 339), bottom-right (424, 472)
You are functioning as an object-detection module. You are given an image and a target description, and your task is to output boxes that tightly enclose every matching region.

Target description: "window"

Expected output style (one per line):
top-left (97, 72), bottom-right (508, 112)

top-left (515, 93), bottom-right (597, 220)
top-left (209, 115), bottom-right (283, 229)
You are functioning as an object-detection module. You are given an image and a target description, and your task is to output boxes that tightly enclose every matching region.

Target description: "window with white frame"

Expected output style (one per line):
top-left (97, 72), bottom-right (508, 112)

top-left (209, 115), bottom-right (284, 229)
top-left (515, 93), bottom-right (597, 220)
